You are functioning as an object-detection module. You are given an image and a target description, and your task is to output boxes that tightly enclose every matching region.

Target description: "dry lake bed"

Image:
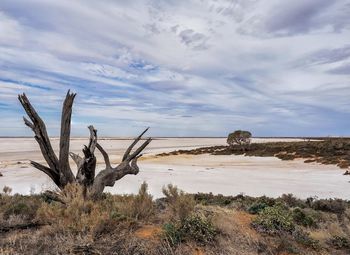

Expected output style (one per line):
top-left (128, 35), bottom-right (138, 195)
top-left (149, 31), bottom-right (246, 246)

top-left (0, 137), bottom-right (349, 199)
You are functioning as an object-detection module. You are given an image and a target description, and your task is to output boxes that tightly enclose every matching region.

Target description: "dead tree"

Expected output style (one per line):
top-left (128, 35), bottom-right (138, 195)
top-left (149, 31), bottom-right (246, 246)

top-left (18, 91), bottom-right (151, 199)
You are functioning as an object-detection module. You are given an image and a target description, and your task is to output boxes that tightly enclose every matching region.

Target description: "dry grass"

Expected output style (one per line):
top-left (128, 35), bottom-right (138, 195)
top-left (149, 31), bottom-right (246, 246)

top-left (162, 184), bottom-right (195, 222)
top-left (1, 187), bottom-right (350, 254)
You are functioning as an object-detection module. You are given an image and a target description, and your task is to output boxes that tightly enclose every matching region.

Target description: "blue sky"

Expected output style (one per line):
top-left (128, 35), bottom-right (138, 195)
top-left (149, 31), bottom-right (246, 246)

top-left (0, 0), bottom-right (349, 137)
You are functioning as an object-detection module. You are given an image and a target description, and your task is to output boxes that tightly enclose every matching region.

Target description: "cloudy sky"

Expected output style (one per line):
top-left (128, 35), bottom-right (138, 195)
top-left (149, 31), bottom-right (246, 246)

top-left (0, 0), bottom-right (349, 137)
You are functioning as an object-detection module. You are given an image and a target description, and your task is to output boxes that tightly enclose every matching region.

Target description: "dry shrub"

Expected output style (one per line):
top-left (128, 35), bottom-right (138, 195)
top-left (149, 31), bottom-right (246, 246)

top-left (37, 198), bottom-right (107, 233)
top-left (0, 225), bottom-right (93, 255)
top-left (36, 183), bottom-right (108, 233)
top-left (162, 184), bottom-right (195, 222)
top-left (213, 208), bottom-right (262, 254)
top-left (2, 186), bottom-right (12, 195)
top-left (36, 182), bottom-right (154, 236)
top-left (59, 182), bottom-right (85, 203)
top-left (0, 194), bottom-right (42, 222)
top-left (116, 182), bottom-right (155, 220)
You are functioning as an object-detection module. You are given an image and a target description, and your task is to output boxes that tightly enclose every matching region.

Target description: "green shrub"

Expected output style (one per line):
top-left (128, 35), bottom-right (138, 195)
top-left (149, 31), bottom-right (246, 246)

top-left (255, 196), bottom-right (276, 207)
top-left (2, 195), bottom-right (41, 220)
top-left (194, 193), bottom-right (234, 206)
top-left (227, 130), bottom-right (252, 150)
top-left (163, 215), bottom-right (217, 246)
top-left (329, 235), bottom-right (350, 249)
top-left (248, 202), bottom-right (269, 214)
top-left (279, 194), bottom-right (306, 208)
top-left (291, 208), bottom-right (317, 227)
top-left (180, 215), bottom-right (216, 244)
top-left (252, 204), bottom-right (295, 234)
top-left (163, 222), bottom-right (182, 246)
top-left (311, 198), bottom-right (347, 215)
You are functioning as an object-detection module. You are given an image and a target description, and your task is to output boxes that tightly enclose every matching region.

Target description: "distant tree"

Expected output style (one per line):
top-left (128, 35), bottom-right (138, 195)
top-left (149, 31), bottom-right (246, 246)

top-left (227, 130), bottom-right (252, 151)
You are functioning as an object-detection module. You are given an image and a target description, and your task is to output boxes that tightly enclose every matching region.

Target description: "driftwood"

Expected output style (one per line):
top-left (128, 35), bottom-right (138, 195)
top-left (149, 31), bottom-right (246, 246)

top-left (18, 91), bottom-right (151, 199)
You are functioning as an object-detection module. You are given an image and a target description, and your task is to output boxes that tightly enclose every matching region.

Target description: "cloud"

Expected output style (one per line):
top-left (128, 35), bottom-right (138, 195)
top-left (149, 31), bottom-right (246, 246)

top-left (178, 29), bottom-right (209, 50)
top-left (0, 0), bottom-right (349, 137)
top-left (300, 45), bottom-right (350, 66)
top-left (329, 63), bottom-right (350, 74)
top-left (238, 0), bottom-right (350, 37)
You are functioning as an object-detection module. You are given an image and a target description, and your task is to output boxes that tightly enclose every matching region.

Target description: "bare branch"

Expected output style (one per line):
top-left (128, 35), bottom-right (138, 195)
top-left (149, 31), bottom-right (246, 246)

top-left (59, 90), bottom-right (76, 184)
top-left (23, 117), bottom-right (34, 130)
top-left (87, 125), bottom-right (97, 154)
top-left (96, 143), bottom-right (111, 169)
top-left (30, 161), bottom-right (60, 187)
top-left (42, 190), bottom-right (66, 204)
top-left (69, 152), bottom-right (84, 169)
top-left (19, 91), bottom-right (77, 188)
top-left (122, 127), bottom-right (149, 161)
top-left (18, 93), bottom-right (60, 180)
top-left (130, 156), bottom-right (141, 174)
top-left (90, 133), bottom-right (151, 199)
top-left (128, 138), bottom-right (152, 160)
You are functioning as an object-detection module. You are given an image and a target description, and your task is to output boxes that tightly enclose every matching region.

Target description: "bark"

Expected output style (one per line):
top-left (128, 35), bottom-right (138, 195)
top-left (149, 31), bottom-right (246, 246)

top-left (58, 91), bottom-right (76, 185)
top-left (18, 91), bottom-right (152, 199)
top-left (75, 125), bottom-right (97, 188)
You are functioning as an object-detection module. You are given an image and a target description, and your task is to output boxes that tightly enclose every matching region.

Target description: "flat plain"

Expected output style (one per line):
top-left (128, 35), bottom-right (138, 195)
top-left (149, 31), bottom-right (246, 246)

top-left (0, 137), bottom-right (348, 198)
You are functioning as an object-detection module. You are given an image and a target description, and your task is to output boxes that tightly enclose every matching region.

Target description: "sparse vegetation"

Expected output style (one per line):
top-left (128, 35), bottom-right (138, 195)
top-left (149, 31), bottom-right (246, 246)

top-left (291, 207), bottom-right (318, 227)
top-left (162, 184), bottom-right (195, 222)
top-left (158, 138), bottom-right (350, 170)
top-left (2, 186), bottom-right (12, 195)
top-left (329, 235), bottom-right (350, 249)
top-left (1, 187), bottom-right (350, 254)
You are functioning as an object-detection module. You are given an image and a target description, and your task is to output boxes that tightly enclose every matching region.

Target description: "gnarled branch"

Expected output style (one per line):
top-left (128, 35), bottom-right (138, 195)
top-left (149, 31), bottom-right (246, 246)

top-left (90, 128), bottom-right (151, 199)
top-left (19, 93), bottom-right (61, 187)
top-left (96, 143), bottom-right (111, 169)
top-left (19, 91), bottom-right (77, 188)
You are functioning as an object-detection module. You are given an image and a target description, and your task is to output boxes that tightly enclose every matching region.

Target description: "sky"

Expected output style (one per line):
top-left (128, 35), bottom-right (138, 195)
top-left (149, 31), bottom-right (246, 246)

top-left (0, 0), bottom-right (349, 137)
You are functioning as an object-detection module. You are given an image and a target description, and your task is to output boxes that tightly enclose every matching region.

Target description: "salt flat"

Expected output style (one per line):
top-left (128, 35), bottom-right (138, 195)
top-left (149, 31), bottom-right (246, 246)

top-left (0, 137), bottom-right (349, 199)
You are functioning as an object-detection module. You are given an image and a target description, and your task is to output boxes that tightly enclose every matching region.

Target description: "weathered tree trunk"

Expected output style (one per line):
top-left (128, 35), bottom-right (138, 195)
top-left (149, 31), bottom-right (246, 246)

top-left (18, 91), bottom-right (151, 200)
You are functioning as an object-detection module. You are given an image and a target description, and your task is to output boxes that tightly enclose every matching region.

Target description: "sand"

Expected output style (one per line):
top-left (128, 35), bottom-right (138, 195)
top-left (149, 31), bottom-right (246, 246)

top-left (0, 138), bottom-right (349, 199)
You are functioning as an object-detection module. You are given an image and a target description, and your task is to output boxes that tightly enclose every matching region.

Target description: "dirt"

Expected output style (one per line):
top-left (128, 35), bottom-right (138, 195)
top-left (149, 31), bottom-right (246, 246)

top-left (134, 225), bottom-right (162, 240)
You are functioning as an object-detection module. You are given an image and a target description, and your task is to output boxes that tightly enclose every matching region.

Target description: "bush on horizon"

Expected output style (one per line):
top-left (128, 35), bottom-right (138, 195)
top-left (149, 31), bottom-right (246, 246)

top-left (227, 130), bottom-right (252, 151)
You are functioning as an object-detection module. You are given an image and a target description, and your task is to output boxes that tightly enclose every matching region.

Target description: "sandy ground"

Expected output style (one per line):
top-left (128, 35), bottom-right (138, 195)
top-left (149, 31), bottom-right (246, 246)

top-left (0, 137), bottom-right (349, 199)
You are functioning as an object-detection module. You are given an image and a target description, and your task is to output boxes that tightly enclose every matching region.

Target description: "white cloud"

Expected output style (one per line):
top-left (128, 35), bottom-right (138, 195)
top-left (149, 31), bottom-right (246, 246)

top-left (0, 0), bottom-right (349, 136)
